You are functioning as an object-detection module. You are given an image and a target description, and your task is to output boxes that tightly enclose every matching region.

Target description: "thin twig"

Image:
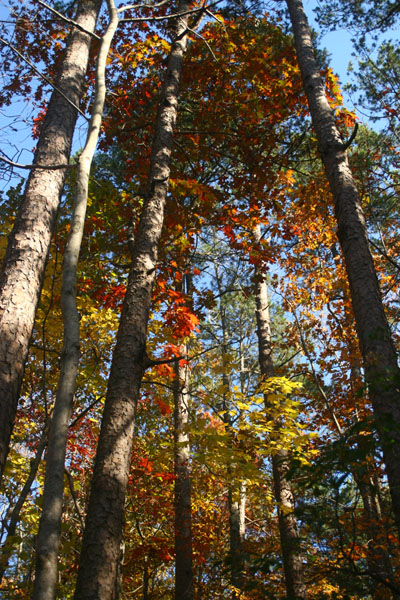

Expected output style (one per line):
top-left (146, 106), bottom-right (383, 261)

top-left (187, 27), bottom-right (218, 61)
top-left (65, 468), bottom-right (85, 529)
top-left (117, 0), bottom-right (171, 13)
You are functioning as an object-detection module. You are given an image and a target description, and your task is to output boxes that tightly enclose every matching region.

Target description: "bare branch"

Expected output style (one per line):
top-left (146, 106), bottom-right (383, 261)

top-left (38, 0), bottom-right (101, 39)
top-left (0, 153), bottom-right (74, 170)
top-left (0, 36), bottom-right (89, 121)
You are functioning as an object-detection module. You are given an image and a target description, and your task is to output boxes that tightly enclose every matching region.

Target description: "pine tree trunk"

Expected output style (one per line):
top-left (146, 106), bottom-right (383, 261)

top-left (174, 348), bottom-right (193, 600)
top-left (32, 4), bottom-right (118, 599)
top-left (254, 235), bottom-right (306, 600)
top-left (285, 0), bottom-right (400, 537)
top-left (0, 0), bottom-right (101, 484)
top-left (74, 3), bottom-right (190, 597)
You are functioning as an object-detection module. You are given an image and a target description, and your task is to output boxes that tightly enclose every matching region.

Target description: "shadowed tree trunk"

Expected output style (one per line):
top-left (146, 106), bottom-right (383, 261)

top-left (285, 0), bottom-right (400, 537)
top-left (73, 2), bottom-right (191, 597)
top-left (32, 2), bottom-right (118, 598)
top-left (254, 228), bottom-right (306, 600)
top-left (0, 0), bottom-right (102, 484)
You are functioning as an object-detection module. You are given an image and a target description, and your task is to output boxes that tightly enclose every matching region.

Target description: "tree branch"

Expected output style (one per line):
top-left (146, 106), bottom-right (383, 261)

top-left (0, 36), bottom-right (89, 121)
top-left (38, 0), bottom-right (101, 39)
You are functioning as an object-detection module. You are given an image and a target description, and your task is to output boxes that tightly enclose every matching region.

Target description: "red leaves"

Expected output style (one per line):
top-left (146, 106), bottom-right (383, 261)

top-left (164, 305), bottom-right (199, 338)
top-left (32, 107), bottom-right (46, 139)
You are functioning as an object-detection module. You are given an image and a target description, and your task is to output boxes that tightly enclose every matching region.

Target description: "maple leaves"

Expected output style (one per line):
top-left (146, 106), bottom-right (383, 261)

top-left (1, 1), bottom-right (400, 597)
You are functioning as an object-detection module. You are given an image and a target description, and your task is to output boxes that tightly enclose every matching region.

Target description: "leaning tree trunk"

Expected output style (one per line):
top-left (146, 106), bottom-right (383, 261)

top-left (74, 2), bottom-right (191, 598)
top-left (285, 0), bottom-right (400, 537)
top-left (173, 343), bottom-right (193, 600)
top-left (32, 3), bottom-right (118, 599)
top-left (254, 231), bottom-right (306, 600)
top-left (0, 0), bottom-right (102, 484)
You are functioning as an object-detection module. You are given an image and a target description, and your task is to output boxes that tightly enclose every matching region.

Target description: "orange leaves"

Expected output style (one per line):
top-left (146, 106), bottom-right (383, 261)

top-left (164, 304), bottom-right (199, 339)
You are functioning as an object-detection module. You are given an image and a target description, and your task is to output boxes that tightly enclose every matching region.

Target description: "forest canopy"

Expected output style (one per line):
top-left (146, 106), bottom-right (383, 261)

top-left (0, 0), bottom-right (399, 598)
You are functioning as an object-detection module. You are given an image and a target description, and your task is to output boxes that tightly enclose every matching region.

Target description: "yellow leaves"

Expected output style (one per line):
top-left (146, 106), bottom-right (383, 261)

top-left (260, 375), bottom-right (302, 396)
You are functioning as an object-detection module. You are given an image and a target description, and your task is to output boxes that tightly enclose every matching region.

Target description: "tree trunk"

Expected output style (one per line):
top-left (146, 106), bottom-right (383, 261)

top-left (254, 233), bottom-right (306, 600)
top-left (32, 3), bottom-right (118, 598)
top-left (355, 469), bottom-right (400, 597)
top-left (0, 0), bottom-right (102, 484)
top-left (174, 348), bottom-right (193, 600)
top-left (228, 481), bottom-right (246, 593)
top-left (218, 285), bottom-right (246, 592)
top-left (285, 0), bottom-right (400, 537)
top-left (74, 3), bottom-right (190, 598)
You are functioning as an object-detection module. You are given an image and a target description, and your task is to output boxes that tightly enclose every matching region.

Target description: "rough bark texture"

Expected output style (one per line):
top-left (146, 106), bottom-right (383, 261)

top-left (174, 351), bottom-right (193, 600)
top-left (74, 3), bottom-right (190, 598)
top-left (254, 234), bottom-right (306, 600)
top-left (0, 0), bottom-right (101, 484)
top-left (285, 0), bottom-right (400, 536)
top-left (32, 4), bottom-right (118, 599)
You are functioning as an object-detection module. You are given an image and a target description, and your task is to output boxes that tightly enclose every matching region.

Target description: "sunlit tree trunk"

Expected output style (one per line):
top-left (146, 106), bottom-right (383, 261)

top-left (0, 0), bottom-right (102, 484)
top-left (254, 229), bottom-right (306, 600)
top-left (214, 264), bottom-right (246, 593)
top-left (32, 3), bottom-right (118, 598)
top-left (74, 2), bottom-right (191, 597)
top-left (285, 0), bottom-right (400, 537)
top-left (174, 343), bottom-right (193, 600)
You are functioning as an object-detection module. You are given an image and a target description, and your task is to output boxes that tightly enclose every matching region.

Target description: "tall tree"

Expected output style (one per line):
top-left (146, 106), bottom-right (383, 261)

top-left (254, 228), bottom-right (306, 600)
top-left (32, 2), bottom-right (118, 598)
top-left (73, 1), bottom-right (193, 597)
top-left (0, 0), bottom-right (102, 483)
top-left (285, 0), bottom-right (400, 537)
top-left (173, 340), bottom-right (193, 600)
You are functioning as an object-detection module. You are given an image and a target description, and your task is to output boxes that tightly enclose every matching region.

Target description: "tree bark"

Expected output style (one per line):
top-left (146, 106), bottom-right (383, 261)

top-left (285, 0), bottom-right (400, 537)
top-left (74, 3), bottom-right (190, 598)
top-left (0, 0), bottom-right (102, 484)
top-left (174, 347), bottom-right (193, 600)
top-left (32, 3), bottom-right (118, 598)
top-left (254, 231), bottom-right (306, 600)
top-left (228, 481), bottom-right (246, 593)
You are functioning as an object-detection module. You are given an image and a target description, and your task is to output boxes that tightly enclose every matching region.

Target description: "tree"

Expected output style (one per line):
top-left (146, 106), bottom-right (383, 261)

top-left (285, 0), bottom-right (400, 538)
top-left (32, 2), bottom-right (118, 597)
top-left (0, 0), bottom-right (102, 483)
top-left (73, 1), bottom-right (193, 596)
top-left (254, 226), bottom-right (307, 600)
